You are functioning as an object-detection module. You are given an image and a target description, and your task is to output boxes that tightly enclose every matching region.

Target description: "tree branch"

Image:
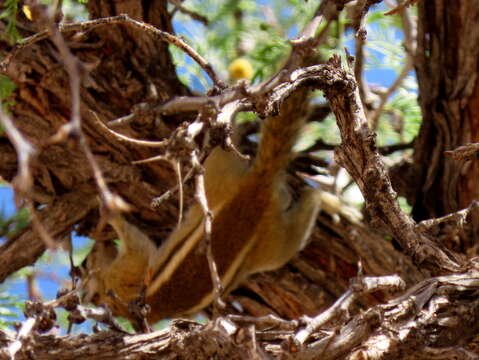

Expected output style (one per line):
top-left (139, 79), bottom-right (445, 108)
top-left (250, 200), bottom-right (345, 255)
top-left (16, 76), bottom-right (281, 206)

top-left (0, 187), bottom-right (97, 283)
top-left (3, 272), bottom-right (479, 359)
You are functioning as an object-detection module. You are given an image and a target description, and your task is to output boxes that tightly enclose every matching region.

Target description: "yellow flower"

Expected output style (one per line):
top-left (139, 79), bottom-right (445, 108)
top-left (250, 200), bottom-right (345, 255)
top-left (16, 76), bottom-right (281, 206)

top-left (228, 58), bottom-right (253, 81)
top-left (22, 5), bottom-right (33, 21)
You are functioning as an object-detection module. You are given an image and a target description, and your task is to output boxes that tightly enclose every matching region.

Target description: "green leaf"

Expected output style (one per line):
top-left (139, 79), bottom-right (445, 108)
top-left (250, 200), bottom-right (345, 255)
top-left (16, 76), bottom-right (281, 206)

top-left (1, 0), bottom-right (21, 43)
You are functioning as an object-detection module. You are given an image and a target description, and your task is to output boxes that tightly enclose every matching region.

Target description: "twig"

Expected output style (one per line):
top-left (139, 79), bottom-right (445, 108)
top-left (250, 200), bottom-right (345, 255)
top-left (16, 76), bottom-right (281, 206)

top-left (305, 139), bottom-right (337, 152)
top-left (24, 276), bottom-right (45, 301)
top-left (370, 56), bottom-right (414, 131)
top-left (1, 14), bottom-right (225, 89)
top-left (416, 201), bottom-right (479, 232)
top-left (294, 274), bottom-right (405, 345)
top-left (305, 102), bottom-right (331, 123)
top-left (369, 0), bottom-right (417, 130)
top-left (37, 10), bottom-right (130, 214)
top-left (445, 143), bottom-right (479, 161)
top-left (350, 0), bottom-right (384, 40)
top-left (296, 289), bottom-right (355, 345)
top-left (6, 273), bottom-right (479, 359)
top-left (54, 288), bottom-right (127, 333)
top-left (1, 15), bottom-right (130, 72)
top-left (353, 29), bottom-right (375, 111)
top-left (292, 0), bottom-right (328, 44)
top-left (315, 119), bottom-right (413, 155)
top-left (7, 317), bottom-right (36, 359)
top-left (396, 0), bottom-right (417, 55)
top-left (292, 0), bottom-right (341, 46)
top-left (191, 150), bottom-right (225, 313)
top-left (89, 111), bottom-right (167, 148)
top-left (231, 2), bottom-right (245, 57)
top-left (151, 0), bottom-right (343, 120)
top-left (228, 314), bottom-right (298, 331)
top-left (133, 155), bottom-right (185, 227)
top-left (0, 101), bottom-right (36, 194)
top-left (258, 59), bottom-right (462, 273)
top-left (157, 89), bottom-right (249, 115)
top-left (384, 0), bottom-right (422, 15)
top-left (128, 107), bottom-right (224, 307)
top-left (422, 346), bottom-right (479, 360)
top-left (151, 167), bottom-right (195, 209)
top-left (118, 15), bottom-right (225, 88)
top-left (168, 0), bottom-right (209, 26)
top-left (215, 99), bottom-right (251, 160)
top-left (249, 0), bottom-right (343, 99)
top-left (72, 305), bottom-right (127, 333)
top-left (302, 57), bottom-right (463, 274)
top-left (0, 99), bottom-right (59, 250)
top-left (297, 273), bottom-right (479, 359)
top-left (26, 201), bottom-right (57, 249)
top-left (173, 159), bottom-right (184, 226)
top-left (306, 138), bottom-right (412, 155)
top-left (378, 140), bottom-right (414, 155)
top-left (107, 113), bottom-right (136, 128)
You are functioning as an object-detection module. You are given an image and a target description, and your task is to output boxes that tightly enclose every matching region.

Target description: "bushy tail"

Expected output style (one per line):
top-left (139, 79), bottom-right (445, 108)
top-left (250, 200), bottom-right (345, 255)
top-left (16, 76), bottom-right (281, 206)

top-left (253, 88), bottom-right (309, 176)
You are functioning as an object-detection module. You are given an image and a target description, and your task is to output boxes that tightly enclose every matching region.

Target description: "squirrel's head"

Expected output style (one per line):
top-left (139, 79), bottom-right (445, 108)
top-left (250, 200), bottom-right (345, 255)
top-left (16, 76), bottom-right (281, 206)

top-left (79, 241), bottom-right (118, 305)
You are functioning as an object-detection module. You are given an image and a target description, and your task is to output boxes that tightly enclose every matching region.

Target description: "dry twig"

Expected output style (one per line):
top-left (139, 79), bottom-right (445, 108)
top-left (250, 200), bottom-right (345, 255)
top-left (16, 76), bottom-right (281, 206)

top-left (0, 103), bottom-right (36, 194)
top-left (295, 274), bottom-right (405, 345)
top-left (416, 201), bottom-right (479, 233)
top-left (384, 0), bottom-right (422, 15)
top-left (168, 0), bottom-right (209, 26)
top-left (445, 143), bottom-right (479, 162)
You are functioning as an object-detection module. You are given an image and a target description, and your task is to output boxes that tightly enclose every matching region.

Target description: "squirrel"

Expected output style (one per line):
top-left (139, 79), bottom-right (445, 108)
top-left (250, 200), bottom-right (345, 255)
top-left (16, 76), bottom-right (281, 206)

top-left (80, 88), bottom-right (324, 323)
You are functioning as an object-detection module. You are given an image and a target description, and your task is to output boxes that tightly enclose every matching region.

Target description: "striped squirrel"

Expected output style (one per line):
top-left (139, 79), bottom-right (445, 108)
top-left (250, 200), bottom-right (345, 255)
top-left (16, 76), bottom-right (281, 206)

top-left (80, 88), bottom-right (324, 323)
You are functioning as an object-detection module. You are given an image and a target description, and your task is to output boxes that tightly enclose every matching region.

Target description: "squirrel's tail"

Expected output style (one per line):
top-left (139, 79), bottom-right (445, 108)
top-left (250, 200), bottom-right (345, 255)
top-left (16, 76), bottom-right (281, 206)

top-left (253, 88), bottom-right (309, 176)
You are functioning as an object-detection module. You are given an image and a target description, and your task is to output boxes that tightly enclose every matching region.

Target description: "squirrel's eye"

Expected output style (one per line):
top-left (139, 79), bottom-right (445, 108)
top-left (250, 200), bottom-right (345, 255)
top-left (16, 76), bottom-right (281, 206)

top-left (91, 293), bottom-right (100, 304)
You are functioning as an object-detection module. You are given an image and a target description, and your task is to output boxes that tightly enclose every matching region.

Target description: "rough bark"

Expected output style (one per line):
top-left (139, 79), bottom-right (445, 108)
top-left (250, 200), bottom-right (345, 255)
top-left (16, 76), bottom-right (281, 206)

top-left (0, 0), bottom-right (190, 279)
top-left (2, 270), bottom-right (479, 360)
top-left (412, 1), bottom-right (479, 227)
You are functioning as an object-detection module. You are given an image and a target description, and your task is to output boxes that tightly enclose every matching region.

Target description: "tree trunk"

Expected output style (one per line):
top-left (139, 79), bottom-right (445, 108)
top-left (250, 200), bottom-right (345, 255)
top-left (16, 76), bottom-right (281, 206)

top-left (412, 1), bottom-right (479, 226)
top-left (0, 0), bottom-right (191, 279)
